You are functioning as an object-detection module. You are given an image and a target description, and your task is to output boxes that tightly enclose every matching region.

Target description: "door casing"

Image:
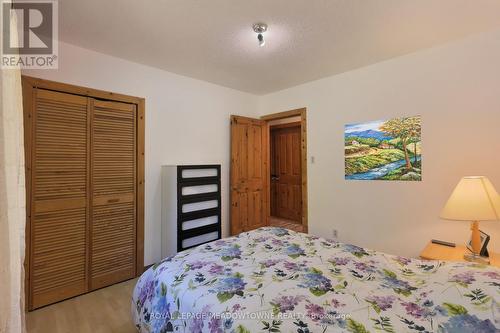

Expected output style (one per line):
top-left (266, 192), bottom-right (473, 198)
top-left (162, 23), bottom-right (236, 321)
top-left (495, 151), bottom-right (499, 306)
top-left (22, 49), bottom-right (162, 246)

top-left (261, 108), bottom-right (308, 232)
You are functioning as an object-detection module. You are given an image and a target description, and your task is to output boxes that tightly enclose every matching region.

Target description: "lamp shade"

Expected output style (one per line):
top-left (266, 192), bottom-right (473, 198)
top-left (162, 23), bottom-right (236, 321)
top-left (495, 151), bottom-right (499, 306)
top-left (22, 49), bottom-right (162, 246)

top-left (440, 176), bottom-right (500, 221)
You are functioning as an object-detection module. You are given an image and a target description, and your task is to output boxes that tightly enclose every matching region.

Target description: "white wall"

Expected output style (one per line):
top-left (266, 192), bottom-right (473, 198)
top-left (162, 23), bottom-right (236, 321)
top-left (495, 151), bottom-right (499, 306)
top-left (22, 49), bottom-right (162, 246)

top-left (24, 28), bottom-right (500, 264)
top-left (259, 29), bottom-right (500, 257)
top-left (24, 41), bottom-right (259, 266)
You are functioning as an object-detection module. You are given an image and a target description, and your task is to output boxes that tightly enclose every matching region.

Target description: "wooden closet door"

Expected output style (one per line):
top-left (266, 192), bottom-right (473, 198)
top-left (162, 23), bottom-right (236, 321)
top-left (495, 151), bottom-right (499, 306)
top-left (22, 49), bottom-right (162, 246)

top-left (90, 99), bottom-right (137, 290)
top-left (29, 89), bottom-right (89, 309)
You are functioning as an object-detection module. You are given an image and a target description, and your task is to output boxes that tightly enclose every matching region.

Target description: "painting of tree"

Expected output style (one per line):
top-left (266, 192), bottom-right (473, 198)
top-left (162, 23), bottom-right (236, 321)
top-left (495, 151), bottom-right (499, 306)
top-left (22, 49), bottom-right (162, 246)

top-left (380, 116), bottom-right (421, 170)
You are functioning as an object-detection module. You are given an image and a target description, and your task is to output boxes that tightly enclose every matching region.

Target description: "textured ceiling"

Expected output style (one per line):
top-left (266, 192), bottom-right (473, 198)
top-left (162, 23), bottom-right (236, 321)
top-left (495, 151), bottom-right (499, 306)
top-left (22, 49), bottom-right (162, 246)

top-left (59, 0), bottom-right (500, 94)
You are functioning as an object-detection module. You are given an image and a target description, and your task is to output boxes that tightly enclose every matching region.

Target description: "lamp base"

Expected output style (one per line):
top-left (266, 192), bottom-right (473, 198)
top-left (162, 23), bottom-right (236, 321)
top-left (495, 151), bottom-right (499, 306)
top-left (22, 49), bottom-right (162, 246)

top-left (464, 253), bottom-right (490, 265)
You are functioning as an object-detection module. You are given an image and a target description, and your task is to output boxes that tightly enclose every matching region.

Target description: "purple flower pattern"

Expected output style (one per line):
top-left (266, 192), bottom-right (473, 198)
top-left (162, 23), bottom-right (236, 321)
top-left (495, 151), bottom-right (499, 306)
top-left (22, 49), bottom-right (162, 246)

top-left (132, 227), bottom-right (499, 333)
top-left (450, 271), bottom-right (476, 286)
top-left (366, 295), bottom-right (396, 312)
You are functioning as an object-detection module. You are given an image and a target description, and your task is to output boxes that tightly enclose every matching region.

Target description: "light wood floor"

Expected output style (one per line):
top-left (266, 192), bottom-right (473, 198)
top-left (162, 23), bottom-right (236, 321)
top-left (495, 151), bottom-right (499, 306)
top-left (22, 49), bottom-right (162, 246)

top-left (26, 278), bottom-right (138, 333)
top-left (270, 216), bottom-right (305, 232)
top-left (26, 221), bottom-right (304, 333)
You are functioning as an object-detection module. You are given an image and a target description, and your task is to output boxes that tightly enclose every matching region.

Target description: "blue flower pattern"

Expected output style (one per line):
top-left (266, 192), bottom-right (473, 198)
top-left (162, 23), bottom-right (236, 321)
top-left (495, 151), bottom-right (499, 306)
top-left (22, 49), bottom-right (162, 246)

top-left (133, 227), bottom-right (499, 332)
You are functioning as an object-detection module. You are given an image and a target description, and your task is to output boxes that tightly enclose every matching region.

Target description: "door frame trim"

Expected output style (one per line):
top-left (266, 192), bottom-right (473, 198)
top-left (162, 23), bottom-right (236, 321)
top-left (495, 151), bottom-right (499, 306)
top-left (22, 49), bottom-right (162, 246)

top-left (21, 76), bottom-right (145, 310)
top-left (270, 121), bottom-right (301, 130)
top-left (261, 108), bottom-right (308, 232)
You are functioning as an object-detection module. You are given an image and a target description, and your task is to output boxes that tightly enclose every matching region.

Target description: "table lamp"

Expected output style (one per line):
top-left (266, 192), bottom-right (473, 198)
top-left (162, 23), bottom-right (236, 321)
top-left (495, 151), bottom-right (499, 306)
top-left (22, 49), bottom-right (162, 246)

top-left (440, 176), bottom-right (500, 263)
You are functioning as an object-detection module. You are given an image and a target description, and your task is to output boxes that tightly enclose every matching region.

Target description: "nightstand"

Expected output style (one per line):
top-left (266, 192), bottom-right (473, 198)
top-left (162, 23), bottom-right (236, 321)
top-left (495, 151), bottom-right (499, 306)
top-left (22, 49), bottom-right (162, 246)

top-left (420, 242), bottom-right (500, 268)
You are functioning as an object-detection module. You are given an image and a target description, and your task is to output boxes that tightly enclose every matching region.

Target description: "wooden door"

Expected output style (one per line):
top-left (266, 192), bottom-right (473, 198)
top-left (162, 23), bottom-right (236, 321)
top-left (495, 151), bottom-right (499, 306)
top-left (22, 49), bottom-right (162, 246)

top-left (270, 124), bottom-right (302, 222)
top-left (90, 99), bottom-right (137, 290)
top-left (29, 89), bottom-right (89, 309)
top-left (23, 76), bottom-right (145, 310)
top-left (230, 116), bottom-right (269, 235)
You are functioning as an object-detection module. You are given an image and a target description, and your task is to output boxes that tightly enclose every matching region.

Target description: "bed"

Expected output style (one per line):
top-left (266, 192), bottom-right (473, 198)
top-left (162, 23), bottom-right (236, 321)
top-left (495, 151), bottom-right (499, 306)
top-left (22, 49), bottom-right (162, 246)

top-left (132, 227), bottom-right (499, 332)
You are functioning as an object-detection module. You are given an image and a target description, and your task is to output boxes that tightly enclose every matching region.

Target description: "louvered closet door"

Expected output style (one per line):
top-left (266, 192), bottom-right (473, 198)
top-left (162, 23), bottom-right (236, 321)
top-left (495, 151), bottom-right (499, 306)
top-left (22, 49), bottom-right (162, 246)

top-left (30, 89), bottom-right (89, 309)
top-left (90, 99), bottom-right (137, 290)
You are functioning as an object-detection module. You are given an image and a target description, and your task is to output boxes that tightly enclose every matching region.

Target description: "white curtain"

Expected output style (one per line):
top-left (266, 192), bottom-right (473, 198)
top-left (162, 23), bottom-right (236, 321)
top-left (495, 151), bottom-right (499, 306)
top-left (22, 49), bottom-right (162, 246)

top-left (0, 6), bottom-right (26, 333)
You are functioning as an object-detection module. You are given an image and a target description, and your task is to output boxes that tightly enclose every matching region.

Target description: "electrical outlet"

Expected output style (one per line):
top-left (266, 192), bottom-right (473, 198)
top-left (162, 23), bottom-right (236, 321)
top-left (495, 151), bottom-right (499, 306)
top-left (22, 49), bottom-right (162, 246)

top-left (332, 229), bottom-right (338, 239)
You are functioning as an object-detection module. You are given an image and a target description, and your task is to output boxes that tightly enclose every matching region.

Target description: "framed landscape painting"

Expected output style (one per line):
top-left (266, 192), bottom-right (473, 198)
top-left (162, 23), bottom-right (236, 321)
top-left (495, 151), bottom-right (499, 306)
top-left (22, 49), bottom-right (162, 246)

top-left (344, 116), bottom-right (422, 181)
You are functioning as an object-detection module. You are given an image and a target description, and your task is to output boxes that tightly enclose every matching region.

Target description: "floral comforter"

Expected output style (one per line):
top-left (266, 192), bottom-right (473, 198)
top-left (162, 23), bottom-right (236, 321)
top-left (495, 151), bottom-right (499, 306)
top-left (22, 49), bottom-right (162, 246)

top-left (132, 227), bottom-right (499, 333)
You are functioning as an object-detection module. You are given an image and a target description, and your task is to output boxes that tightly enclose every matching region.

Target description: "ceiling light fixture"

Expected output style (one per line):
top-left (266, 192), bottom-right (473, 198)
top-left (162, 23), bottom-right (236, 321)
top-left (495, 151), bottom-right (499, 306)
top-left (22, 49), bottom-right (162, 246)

top-left (253, 23), bottom-right (267, 47)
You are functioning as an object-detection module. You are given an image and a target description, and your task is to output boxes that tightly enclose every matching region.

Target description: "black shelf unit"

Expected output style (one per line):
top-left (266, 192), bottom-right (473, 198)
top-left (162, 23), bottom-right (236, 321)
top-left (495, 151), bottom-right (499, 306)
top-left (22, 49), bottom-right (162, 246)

top-left (176, 165), bottom-right (221, 251)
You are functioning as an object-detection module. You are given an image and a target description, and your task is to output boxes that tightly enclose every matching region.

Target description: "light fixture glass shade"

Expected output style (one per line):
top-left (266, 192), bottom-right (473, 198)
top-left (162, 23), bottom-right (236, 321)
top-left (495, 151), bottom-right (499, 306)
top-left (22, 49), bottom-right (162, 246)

top-left (440, 176), bottom-right (500, 221)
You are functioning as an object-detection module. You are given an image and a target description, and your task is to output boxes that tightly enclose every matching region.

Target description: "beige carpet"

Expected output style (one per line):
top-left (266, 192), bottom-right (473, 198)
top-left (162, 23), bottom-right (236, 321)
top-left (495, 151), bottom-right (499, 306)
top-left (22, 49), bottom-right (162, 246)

top-left (26, 279), bottom-right (137, 333)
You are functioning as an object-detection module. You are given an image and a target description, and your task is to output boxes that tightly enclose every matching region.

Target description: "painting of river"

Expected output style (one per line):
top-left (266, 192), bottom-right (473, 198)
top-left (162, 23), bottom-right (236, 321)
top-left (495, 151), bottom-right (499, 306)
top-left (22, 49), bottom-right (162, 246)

top-left (345, 116), bottom-right (422, 181)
